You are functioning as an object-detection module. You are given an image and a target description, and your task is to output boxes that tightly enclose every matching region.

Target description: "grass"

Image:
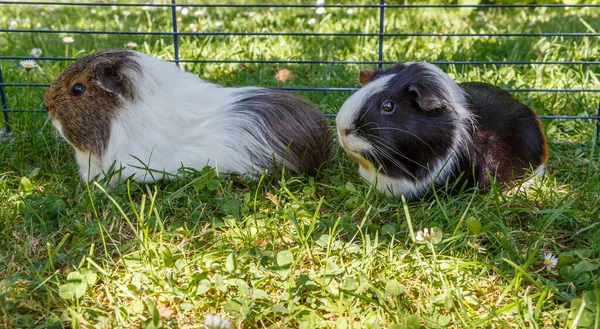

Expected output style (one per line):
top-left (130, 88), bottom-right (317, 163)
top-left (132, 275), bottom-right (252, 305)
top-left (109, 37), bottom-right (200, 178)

top-left (1, 1), bottom-right (600, 328)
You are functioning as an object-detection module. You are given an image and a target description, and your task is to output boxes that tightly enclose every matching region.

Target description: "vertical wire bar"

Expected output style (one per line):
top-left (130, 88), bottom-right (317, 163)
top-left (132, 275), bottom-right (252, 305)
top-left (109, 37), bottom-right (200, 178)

top-left (0, 68), bottom-right (10, 136)
top-left (378, 0), bottom-right (385, 69)
top-left (171, 0), bottom-right (180, 67)
top-left (596, 102), bottom-right (600, 145)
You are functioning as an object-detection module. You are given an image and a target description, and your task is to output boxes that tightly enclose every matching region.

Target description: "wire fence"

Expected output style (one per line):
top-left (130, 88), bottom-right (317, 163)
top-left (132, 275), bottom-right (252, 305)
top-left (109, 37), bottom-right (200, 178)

top-left (0, 0), bottom-right (599, 142)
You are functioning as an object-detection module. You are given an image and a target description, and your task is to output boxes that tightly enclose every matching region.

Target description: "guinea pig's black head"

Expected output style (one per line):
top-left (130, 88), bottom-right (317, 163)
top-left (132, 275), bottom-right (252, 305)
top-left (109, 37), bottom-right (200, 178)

top-left (336, 62), bottom-right (473, 183)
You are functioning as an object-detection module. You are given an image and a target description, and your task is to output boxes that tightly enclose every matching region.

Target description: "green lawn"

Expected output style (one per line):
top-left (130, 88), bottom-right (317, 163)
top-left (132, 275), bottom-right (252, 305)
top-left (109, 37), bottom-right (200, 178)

top-left (1, 1), bottom-right (599, 328)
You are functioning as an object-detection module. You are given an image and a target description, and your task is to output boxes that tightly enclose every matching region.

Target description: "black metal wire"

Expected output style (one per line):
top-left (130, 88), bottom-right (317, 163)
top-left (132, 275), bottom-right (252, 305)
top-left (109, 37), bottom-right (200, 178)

top-left (0, 69), bottom-right (10, 135)
top-left (1, 83), bottom-right (600, 94)
top-left (597, 104), bottom-right (600, 143)
top-left (2, 57), bottom-right (600, 66)
top-left (377, 0), bottom-right (384, 69)
top-left (0, 0), bottom-right (599, 138)
top-left (1, 1), bottom-right (599, 8)
top-left (2, 29), bottom-right (599, 38)
top-left (170, 0), bottom-right (180, 66)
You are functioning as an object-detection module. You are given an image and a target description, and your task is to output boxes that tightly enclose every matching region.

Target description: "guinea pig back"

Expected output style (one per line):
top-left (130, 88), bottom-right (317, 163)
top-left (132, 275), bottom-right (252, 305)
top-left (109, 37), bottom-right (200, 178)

top-left (336, 62), bottom-right (548, 200)
top-left (44, 49), bottom-right (332, 183)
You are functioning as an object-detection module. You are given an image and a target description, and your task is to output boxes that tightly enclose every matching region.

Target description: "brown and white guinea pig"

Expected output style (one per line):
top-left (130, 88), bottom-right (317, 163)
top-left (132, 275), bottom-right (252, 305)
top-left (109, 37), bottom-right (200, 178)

top-left (44, 49), bottom-right (332, 183)
top-left (336, 62), bottom-right (548, 200)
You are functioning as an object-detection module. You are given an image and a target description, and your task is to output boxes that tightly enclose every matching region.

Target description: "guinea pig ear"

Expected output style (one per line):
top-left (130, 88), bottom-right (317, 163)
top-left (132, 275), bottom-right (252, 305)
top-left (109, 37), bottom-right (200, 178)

top-left (92, 60), bottom-right (131, 97)
top-left (408, 83), bottom-right (447, 111)
top-left (359, 69), bottom-right (376, 86)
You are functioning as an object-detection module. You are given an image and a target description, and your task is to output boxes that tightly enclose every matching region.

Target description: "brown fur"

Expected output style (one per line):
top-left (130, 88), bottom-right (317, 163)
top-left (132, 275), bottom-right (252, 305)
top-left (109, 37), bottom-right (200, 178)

top-left (44, 49), bottom-right (141, 157)
top-left (232, 90), bottom-right (333, 175)
top-left (359, 69), bottom-right (375, 86)
top-left (534, 114), bottom-right (549, 164)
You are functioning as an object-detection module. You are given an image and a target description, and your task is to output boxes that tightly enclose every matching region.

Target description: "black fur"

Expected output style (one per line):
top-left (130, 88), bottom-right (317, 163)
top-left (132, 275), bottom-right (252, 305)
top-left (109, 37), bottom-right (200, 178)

top-left (459, 82), bottom-right (548, 187)
top-left (351, 63), bottom-right (548, 198)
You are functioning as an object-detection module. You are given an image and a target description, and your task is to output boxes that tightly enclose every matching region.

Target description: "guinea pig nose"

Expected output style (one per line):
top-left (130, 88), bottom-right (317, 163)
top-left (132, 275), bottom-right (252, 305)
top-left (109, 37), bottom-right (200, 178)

top-left (340, 128), bottom-right (351, 136)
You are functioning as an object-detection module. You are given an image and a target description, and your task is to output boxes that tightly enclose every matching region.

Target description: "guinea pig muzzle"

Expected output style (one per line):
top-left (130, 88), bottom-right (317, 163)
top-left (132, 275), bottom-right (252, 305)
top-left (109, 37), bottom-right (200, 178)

top-left (338, 128), bottom-right (376, 172)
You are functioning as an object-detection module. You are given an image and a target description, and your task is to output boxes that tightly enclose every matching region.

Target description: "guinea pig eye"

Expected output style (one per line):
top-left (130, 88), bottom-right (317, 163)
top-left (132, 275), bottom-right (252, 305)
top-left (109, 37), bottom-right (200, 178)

top-left (70, 83), bottom-right (86, 97)
top-left (381, 100), bottom-right (396, 115)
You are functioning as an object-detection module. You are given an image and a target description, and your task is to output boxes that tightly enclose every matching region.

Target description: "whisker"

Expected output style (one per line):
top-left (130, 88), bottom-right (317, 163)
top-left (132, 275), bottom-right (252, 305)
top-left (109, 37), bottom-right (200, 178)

top-left (377, 150), bottom-right (418, 181)
top-left (367, 135), bottom-right (430, 170)
top-left (356, 108), bottom-right (371, 127)
top-left (363, 126), bottom-right (439, 156)
top-left (369, 144), bottom-right (419, 181)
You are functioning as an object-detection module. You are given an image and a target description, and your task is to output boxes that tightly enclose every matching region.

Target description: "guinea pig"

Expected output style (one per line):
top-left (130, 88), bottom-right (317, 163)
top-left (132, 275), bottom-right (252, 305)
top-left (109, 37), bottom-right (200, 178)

top-left (44, 49), bottom-right (332, 184)
top-left (336, 62), bottom-right (548, 200)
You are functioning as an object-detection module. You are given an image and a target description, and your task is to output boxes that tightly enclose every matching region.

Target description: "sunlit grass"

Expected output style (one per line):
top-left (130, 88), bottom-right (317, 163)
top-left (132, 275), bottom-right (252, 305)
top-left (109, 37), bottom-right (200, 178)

top-left (1, 1), bottom-right (600, 328)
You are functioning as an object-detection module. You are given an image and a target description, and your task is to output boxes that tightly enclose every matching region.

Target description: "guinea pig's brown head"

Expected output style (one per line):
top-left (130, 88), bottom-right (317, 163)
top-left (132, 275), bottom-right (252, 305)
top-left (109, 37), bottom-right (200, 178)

top-left (44, 49), bottom-right (141, 157)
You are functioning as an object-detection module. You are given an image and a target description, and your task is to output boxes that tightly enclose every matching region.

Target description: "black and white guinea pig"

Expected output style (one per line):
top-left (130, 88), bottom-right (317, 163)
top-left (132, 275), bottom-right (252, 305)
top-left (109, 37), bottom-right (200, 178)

top-left (336, 62), bottom-right (548, 200)
top-left (44, 49), bottom-right (332, 183)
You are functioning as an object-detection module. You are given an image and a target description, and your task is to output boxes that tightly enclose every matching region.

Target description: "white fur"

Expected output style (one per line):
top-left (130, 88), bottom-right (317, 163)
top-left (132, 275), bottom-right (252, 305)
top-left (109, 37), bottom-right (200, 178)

top-left (51, 119), bottom-right (64, 137)
top-left (336, 74), bottom-right (394, 132)
top-left (534, 163), bottom-right (546, 177)
top-left (507, 163), bottom-right (546, 195)
top-left (336, 62), bottom-right (475, 199)
top-left (53, 119), bottom-right (102, 180)
top-left (74, 52), bottom-right (291, 183)
top-left (75, 151), bottom-right (103, 182)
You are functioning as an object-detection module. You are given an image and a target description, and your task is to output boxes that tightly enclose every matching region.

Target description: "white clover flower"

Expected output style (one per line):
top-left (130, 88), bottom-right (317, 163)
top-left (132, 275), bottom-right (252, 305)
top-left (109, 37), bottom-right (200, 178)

top-left (415, 228), bottom-right (434, 242)
top-left (20, 60), bottom-right (38, 70)
top-left (214, 21), bottom-right (223, 27)
top-left (111, 5), bottom-right (117, 10)
top-left (35, 23), bottom-right (42, 28)
top-left (195, 9), bottom-right (206, 16)
top-left (414, 227), bottom-right (443, 245)
top-left (189, 23), bottom-right (199, 32)
top-left (141, 6), bottom-right (151, 11)
top-left (543, 251), bottom-right (558, 269)
top-left (9, 20), bottom-right (18, 30)
top-left (30, 48), bottom-right (42, 57)
top-left (316, 0), bottom-right (325, 5)
top-left (122, 10), bottom-right (131, 17)
top-left (347, 8), bottom-right (355, 15)
top-left (62, 36), bottom-right (74, 43)
top-left (90, 8), bottom-right (97, 14)
top-left (181, 7), bottom-right (189, 15)
top-left (204, 314), bottom-right (232, 329)
top-left (243, 11), bottom-right (256, 17)
top-left (308, 18), bottom-right (317, 25)
top-left (315, 7), bottom-right (326, 15)
top-left (126, 41), bottom-right (138, 48)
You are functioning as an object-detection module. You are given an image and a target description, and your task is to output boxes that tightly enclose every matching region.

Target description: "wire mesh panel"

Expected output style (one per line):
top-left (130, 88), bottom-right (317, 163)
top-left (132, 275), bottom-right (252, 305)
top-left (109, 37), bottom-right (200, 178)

top-left (0, 1), bottom-right (599, 143)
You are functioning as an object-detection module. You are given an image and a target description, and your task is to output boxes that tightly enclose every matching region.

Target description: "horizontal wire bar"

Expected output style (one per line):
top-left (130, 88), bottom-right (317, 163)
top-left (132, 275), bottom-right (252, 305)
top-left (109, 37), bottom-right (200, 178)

top-left (2, 83), bottom-right (599, 93)
top-left (2, 109), bottom-right (47, 113)
top-left (1, 29), bottom-right (598, 37)
top-left (1, 1), bottom-right (599, 8)
top-left (4, 109), bottom-right (598, 121)
top-left (2, 56), bottom-right (600, 66)
top-left (539, 116), bottom-right (600, 119)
